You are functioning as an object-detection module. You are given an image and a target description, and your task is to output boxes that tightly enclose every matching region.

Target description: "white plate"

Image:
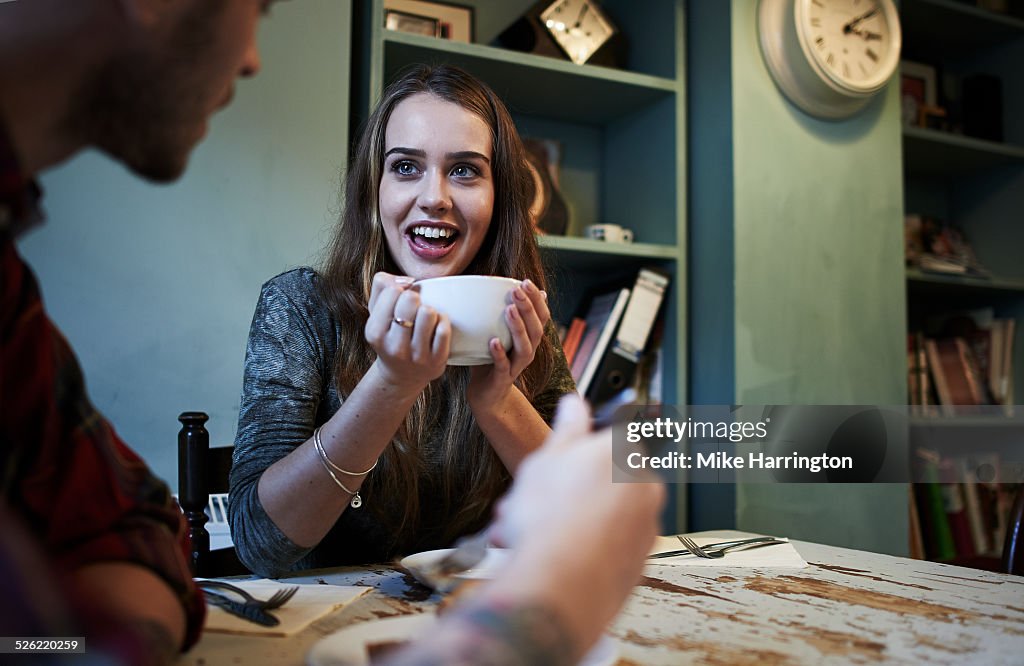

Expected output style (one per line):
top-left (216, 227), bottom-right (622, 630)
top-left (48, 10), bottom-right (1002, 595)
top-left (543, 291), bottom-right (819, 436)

top-left (400, 547), bottom-right (511, 588)
top-left (307, 613), bottom-right (618, 666)
top-left (307, 614), bottom-right (429, 665)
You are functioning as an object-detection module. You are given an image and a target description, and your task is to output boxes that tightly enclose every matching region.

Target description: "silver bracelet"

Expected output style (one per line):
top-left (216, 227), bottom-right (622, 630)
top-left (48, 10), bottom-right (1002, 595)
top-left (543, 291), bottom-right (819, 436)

top-left (313, 429), bottom-right (364, 509)
top-left (313, 427), bottom-right (378, 476)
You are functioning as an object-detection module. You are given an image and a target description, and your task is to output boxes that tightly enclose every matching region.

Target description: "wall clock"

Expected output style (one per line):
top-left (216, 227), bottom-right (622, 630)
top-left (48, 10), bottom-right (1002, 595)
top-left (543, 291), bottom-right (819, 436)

top-left (758, 0), bottom-right (902, 120)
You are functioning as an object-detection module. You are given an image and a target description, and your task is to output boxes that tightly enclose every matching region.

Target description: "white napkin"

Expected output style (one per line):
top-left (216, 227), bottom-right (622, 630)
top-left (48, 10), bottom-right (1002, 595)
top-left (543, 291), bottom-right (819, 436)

top-left (647, 534), bottom-right (807, 568)
top-left (203, 579), bottom-right (371, 636)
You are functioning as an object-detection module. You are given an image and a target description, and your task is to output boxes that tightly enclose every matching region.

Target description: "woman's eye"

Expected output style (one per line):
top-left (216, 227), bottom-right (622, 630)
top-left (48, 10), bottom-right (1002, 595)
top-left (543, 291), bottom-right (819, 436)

top-left (451, 164), bottom-right (479, 178)
top-left (392, 161), bottom-right (419, 176)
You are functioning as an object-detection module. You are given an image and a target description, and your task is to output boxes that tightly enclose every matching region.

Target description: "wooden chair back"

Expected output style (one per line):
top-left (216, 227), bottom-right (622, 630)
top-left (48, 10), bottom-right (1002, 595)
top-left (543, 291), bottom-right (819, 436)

top-left (1003, 484), bottom-right (1024, 575)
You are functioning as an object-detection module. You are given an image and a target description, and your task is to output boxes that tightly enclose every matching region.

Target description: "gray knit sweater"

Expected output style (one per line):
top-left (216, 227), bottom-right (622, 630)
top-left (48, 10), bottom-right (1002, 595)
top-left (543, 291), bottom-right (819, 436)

top-left (229, 268), bottom-right (575, 578)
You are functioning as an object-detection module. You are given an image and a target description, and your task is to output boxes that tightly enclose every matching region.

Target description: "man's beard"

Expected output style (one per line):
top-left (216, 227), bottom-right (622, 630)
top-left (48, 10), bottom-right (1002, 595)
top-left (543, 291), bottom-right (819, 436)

top-left (68, 4), bottom-right (226, 183)
top-left (74, 59), bottom-right (202, 182)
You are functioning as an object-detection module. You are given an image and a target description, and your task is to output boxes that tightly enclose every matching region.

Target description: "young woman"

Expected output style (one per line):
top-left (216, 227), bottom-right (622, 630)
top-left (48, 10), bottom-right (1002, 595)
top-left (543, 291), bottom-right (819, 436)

top-left (229, 64), bottom-right (576, 577)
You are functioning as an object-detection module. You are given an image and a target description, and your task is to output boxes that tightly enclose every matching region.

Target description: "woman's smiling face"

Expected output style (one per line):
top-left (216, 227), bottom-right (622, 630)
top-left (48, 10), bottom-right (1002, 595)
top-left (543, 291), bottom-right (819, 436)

top-left (378, 93), bottom-right (495, 279)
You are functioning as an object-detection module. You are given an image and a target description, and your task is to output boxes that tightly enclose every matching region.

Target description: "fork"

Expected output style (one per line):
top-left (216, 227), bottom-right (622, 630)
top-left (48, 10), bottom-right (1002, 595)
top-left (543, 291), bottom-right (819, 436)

top-left (204, 594), bottom-right (280, 626)
top-left (678, 535), bottom-right (786, 559)
top-left (649, 536), bottom-right (783, 559)
top-left (677, 536), bottom-right (715, 559)
top-left (197, 580), bottom-right (299, 610)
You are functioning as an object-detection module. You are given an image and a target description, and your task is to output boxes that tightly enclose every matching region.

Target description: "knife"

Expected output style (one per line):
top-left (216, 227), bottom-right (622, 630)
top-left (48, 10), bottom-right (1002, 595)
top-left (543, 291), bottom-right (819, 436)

top-left (205, 591), bottom-right (280, 626)
top-left (434, 529), bottom-right (490, 577)
top-left (648, 548), bottom-right (697, 560)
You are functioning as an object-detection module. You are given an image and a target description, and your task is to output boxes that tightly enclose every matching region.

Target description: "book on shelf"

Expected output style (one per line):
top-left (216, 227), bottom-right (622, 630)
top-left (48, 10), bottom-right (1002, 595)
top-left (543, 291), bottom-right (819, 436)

top-left (587, 268), bottom-right (671, 407)
top-left (908, 332), bottom-right (938, 413)
top-left (969, 452), bottom-right (1022, 556)
top-left (998, 319), bottom-right (1015, 406)
top-left (570, 288), bottom-right (631, 397)
top-left (908, 484), bottom-right (926, 560)
top-left (957, 455), bottom-right (998, 556)
top-left (561, 317), bottom-right (586, 367)
top-left (965, 326), bottom-right (996, 405)
top-left (911, 447), bottom-right (1020, 566)
top-left (914, 449), bottom-right (957, 561)
top-left (911, 332), bottom-right (935, 412)
top-left (908, 334), bottom-right (919, 406)
top-left (568, 268), bottom-right (671, 405)
top-left (955, 338), bottom-right (988, 406)
top-left (636, 344), bottom-right (664, 405)
top-left (990, 320), bottom-right (1004, 404)
top-left (938, 460), bottom-right (976, 559)
top-left (924, 338), bottom-right (976, 412)
top-left (914, 313), bottom-right (1015, 411)
top-left (939, 311), bottom-right (1003, 406)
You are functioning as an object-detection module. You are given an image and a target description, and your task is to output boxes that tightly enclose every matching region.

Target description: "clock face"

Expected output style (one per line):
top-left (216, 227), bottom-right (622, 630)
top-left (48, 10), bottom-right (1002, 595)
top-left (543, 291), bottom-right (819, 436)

top-left (796, 0), bottom-right (901, 94)
top-left (540, 0), bottom-right (617, 65)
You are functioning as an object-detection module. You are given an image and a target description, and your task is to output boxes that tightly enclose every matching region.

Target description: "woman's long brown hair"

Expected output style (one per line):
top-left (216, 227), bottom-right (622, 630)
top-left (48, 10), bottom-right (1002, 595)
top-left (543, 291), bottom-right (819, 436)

top-left (319, 64), bottom-right (556, 550)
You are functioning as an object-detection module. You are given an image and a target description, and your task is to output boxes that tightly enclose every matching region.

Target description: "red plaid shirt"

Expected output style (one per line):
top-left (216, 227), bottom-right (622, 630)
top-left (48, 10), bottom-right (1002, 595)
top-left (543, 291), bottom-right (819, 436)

top-left (0, 128), bottom-right (205, 655)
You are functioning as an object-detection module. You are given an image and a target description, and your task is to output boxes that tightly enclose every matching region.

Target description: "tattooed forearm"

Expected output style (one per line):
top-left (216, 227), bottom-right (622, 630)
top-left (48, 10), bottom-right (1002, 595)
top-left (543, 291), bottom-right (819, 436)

top-left (382, 602), bottom-right (576, 666)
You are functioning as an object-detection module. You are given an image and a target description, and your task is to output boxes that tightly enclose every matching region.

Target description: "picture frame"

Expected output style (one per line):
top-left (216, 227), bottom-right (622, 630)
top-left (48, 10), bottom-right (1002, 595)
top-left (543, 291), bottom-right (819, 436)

top-left (900, 61), bottom-right (938, 127)
top-left (383, 0), bottom-right (474, 43)
top-left (975, 0), bottom-right (1009, 13)
top-left (385, 10), bottom-right (441, 38)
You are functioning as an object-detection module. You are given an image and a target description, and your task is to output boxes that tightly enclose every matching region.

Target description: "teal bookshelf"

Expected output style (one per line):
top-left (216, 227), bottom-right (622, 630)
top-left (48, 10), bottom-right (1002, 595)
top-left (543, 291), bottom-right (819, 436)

top-left (352, 0), bottom-right (688, 529)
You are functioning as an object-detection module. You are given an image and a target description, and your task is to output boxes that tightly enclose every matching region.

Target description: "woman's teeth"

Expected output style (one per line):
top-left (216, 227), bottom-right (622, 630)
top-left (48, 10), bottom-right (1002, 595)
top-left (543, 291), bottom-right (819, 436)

top-left (412, 226), bottom-right (454, 239)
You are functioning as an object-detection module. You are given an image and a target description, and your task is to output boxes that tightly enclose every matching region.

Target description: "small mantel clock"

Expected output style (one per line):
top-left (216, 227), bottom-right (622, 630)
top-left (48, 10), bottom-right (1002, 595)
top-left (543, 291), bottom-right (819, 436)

top-left (494, 0), bottom-right (625, 68)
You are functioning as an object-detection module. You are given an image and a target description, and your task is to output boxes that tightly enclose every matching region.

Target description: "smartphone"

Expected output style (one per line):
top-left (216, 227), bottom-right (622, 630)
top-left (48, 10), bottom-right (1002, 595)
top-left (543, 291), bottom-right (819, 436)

top-left (590, 387), bottom-right (638, 430)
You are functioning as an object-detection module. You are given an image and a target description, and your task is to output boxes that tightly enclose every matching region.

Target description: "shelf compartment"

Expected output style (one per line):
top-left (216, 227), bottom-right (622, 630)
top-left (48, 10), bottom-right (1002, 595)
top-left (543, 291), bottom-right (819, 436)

top-left (540, 237), bottom-right (678, 275)
top-left (903, 127), bottom-right (1024, 177)
top-left (381, 32), bottom-right (678, 125)
top-left (910, 413), bottom-right (1021, 428)
top-left (901, 0), bottom-right (1024, 57)
top-left (539, 235), bottom-right (678, 258)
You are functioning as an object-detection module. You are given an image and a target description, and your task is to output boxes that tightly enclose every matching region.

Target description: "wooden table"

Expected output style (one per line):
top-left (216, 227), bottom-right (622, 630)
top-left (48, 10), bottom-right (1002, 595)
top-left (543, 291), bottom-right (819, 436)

top-left (179, 532), bottom-right (1024, 665)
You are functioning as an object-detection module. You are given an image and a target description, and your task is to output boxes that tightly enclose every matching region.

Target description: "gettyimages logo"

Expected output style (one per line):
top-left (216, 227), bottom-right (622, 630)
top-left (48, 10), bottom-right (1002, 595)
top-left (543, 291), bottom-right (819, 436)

top-left (611, 404), bottom-right (1024, 484)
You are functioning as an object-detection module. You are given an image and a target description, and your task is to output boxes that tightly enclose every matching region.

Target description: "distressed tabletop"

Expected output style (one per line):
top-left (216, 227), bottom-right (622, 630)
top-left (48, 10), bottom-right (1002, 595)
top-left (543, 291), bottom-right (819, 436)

top-left (179, 532), bottom-right (1024, 665)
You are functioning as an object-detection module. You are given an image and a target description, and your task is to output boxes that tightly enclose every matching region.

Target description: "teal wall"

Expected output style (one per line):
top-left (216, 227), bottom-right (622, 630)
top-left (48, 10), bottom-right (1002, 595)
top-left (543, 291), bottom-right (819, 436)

top-left (687, 0), bottom-right (737, 530)
top-left (690, 0), bottom-right (908, 554)
top-left (19, 0), bottom-right (351, 490)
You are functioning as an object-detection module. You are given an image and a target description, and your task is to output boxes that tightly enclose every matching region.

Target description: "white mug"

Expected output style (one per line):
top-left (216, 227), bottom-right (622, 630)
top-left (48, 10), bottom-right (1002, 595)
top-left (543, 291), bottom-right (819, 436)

top-left (415, 275), bottom-right (520, 366)
top-left (585, 223), bottom-right (634, 244)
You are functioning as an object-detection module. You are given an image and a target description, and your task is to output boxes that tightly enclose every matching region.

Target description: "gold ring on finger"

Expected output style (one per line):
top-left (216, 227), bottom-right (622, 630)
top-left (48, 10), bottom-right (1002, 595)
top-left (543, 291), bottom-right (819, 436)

top-left (393, 316), bottom-right (414, 329)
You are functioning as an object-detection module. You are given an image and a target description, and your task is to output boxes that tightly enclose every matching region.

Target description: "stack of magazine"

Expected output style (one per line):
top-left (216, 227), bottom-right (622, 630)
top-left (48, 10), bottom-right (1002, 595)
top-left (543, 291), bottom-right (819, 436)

top-left (905, 214), bottom-right (990, 278)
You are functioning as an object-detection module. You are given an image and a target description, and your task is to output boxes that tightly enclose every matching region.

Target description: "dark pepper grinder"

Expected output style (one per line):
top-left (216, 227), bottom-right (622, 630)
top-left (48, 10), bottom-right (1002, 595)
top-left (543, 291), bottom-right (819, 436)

top-left (178, 411), bottom-right (210, 576)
